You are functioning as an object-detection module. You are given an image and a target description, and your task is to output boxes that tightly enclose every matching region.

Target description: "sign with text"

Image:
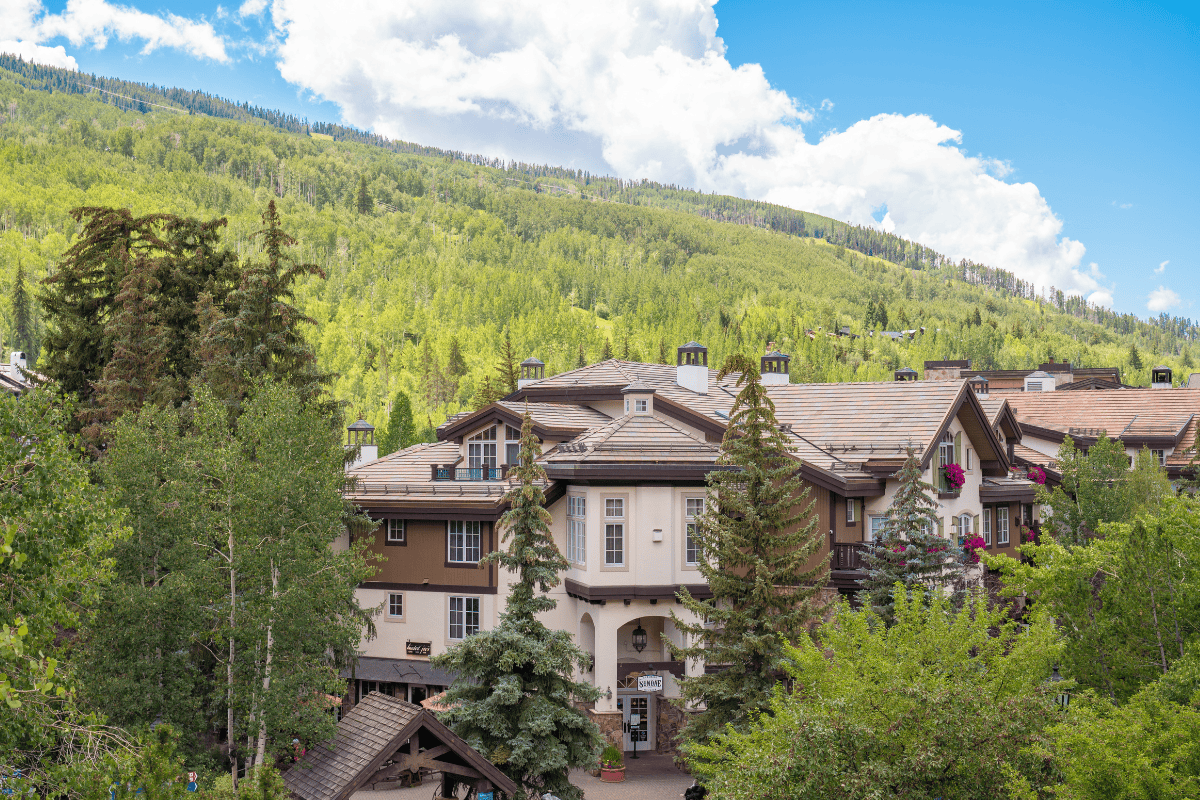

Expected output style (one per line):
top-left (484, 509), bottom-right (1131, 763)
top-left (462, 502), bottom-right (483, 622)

top-left (636, 674), bottom-right (663, 692)
top-left (405, 641), bottom-right (432, 656)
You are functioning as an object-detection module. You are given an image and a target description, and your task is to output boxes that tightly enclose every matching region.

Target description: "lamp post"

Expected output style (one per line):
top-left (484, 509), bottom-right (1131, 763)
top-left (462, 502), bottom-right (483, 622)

top-left (1050, 665), bottom-right (1071, 710)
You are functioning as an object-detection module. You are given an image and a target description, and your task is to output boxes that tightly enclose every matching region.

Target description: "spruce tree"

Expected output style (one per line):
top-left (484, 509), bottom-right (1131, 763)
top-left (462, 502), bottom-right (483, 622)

top-left (12, 257), bottom-right (31, 354)
top-left (356, 175), bottom-right (372, 215)
top-left (377, 391), bottom-right (416, 456)
top-left (432, 411), bottom-right (601, 800)
top-left (657, 337), bottom-right (670, 365)
top-left (1129, 343), bottom-right (1143, 372)
top-left (599, 338), bottom-right (613, 361)
top-left (575, 342), bottom-right (587, 368)
top-left (669, 354), bottom-right (828, 746)
top-left (498, 335), bottom-right (519, 393)
top-left (856, 446), bottom-right (960, 623)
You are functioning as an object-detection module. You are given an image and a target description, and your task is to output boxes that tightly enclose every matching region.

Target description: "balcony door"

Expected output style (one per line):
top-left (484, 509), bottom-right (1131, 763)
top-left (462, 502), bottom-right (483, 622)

top-left (467, 426), bottom-right (497, 478)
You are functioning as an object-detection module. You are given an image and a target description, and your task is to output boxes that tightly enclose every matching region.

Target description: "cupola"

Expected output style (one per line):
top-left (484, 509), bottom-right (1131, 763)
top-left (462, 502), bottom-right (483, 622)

top-left (969, 375), bottom-right (989, 397)
top-left (622, 382), bottom-right (655, 415)
top-left (676, 342), bottom-right (708, 395)
top-left (1024, 370), bottom-right (1055, 392)
top-left (518, 357), bottom-right (545, 389)
top-left (894, 367), bottom-right (918, 382)
top-left (761, 343), bottom-right (790, 386)
top-left (1151, 365), bottom-right (1173, 389)
top-left (346, 416), bottom-right (377, 469)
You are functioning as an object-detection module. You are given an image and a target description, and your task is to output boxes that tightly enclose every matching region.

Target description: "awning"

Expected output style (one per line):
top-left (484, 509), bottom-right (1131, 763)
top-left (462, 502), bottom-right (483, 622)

top-left (345, 657), bottom-right (457, 686)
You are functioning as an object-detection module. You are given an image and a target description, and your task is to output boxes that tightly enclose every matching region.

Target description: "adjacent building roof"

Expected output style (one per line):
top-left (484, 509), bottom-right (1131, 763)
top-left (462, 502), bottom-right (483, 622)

top-left (543, 413), bottom-right (720, 467)
top-left (345, 441), bottom-right (517, 511)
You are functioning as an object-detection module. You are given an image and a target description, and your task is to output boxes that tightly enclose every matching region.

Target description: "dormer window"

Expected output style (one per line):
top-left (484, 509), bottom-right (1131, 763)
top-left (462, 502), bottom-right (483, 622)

top-left (634, 399), bottom-right (648, 413)
top-left (468, 426), bottom-right (497, 472)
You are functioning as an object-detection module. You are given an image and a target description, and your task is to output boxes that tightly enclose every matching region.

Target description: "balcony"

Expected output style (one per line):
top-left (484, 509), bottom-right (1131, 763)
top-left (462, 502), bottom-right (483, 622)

top-left (831, 542), bottom-right (868, 571)
top-left (430, 464), bottom-right (509, 481)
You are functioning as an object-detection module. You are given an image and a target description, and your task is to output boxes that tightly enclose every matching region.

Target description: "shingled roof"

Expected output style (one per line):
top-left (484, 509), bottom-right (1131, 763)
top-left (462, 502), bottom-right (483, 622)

top-left (284, 692), bottom-right (517, 800)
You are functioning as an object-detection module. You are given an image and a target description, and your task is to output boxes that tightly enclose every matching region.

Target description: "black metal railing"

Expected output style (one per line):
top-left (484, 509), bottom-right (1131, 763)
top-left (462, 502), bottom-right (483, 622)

top-left (431, 465), bottom-right (506, 481)
top-left (831, 542), bottom-right (868, 571)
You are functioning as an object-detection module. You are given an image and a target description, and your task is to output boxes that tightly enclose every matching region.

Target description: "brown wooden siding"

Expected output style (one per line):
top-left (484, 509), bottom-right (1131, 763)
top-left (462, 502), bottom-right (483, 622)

top-left (362, 520), bottom-right (493, 588)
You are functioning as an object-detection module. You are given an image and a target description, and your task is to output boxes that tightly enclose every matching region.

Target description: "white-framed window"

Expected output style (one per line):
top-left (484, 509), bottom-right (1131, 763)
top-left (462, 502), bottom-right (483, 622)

top-left (868, 515), bottom-right (887, 543)
top-left (505, 425), bottom-right (522, 465)
top-left (846, 498), bottom-right (857, 524)
top-left (468, 426), bottom-right (497, 470)
top-left (567, 495), bottom-right (586, 565)
top-left (966, 448), bottom-right (973, 471)
top-left (447, 520), bottom-right (482, 563)
top-left (684, 497), bottom-right (704, 565)
top-left (634, 399), bottom-right (648, 413)
top-left (957, 513), bottom-right (973, 538)
top-left (1152, 449), bottom-right (1166, 467)
top-left (448, 596), bottom-right (480, 640)
top-left (982, 508), bottom-right (992, 545)
top-left (997, 506), bottom-right (1010, 545)
top-left (938, 432), bottom-right (955, 490)
top-left (604, 498), bottom-right (625, 566)
top-left (387, 592), bottom-right (404, 620)
top-left (386, 518), bottom-right (406, 544)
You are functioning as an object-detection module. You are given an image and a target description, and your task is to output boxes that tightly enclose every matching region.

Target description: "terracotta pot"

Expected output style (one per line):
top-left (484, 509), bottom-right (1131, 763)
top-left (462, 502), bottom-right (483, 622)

top-left (599, 766), bottom-right (626, 783)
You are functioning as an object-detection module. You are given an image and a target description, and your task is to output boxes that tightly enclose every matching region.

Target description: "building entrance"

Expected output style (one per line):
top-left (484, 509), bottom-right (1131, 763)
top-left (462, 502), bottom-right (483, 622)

top-left (621, 694), bottom-right (653, 753)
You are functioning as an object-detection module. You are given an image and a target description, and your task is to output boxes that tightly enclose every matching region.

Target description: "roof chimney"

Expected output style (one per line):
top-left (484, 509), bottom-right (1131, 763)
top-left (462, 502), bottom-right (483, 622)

top-left (676, 342), bottom-right (708, 394)
top-left (969, 375), bottom-right (989, 397)
top-left (1024, 371), bottom-right (1055, 392)
top-left (1151, 365), bottom-right (1173, 389)
top-left (894, 367), bottom-right (918, 382)
top-left (518, 357), bottom-right (545, 390)
top-left (761, 347), bottom-right (790, 386)
top-left (346, 416), bottom-right (377, 469)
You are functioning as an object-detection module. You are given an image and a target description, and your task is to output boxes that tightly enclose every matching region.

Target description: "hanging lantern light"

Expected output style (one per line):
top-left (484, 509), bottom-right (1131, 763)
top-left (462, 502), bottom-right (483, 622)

top-left (631, 620), bottom-right (647, 653)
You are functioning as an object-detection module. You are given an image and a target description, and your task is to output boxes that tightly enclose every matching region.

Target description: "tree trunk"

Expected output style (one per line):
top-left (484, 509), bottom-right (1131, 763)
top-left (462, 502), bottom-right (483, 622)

top-left (228, 521), bottom-right (238, 789)
top-left (255, 559), bottom-right (278, 767)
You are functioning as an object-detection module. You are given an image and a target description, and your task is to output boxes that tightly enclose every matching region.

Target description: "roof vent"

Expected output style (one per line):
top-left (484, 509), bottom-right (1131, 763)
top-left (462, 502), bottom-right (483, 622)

top-left (969, 375), bottom-right (989, 397)
top-left (346, 416), bottom-right (378, 469)
top-left (518, 357), bottom-right (545, 390)
top-left (894, 367), bottom-right (918, 382)
top-left (1024, 370), bottom-right (1055, 392)
top-left (761, 345), bottom-right (790, 386)
top-left (677, 342), bottom-right (708, 395)
top-left (1151, 365), bottom-right (1173, 389)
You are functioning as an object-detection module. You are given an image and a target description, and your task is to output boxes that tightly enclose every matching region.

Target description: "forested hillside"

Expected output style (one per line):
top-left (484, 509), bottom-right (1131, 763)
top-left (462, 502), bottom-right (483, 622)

top-left (1, 59), bottom-right (1196, 432)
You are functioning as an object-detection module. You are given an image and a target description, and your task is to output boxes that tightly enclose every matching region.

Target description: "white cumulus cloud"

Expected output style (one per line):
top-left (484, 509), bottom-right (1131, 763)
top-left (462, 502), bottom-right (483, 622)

top-left (263, 0), bottom-right (1103, 299)
top-left (1, 0), bottom-right (228, 63)
top-left (0, 39), bottom-right (77, 68)
top-left (1156, 259), bottom-right (1168, 274)
top-left (1147, 286), bottom-right (1181, 313)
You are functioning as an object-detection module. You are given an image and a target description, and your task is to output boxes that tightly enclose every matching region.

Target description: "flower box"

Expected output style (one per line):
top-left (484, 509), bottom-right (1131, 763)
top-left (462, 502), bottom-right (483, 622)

top-left (599, 766), bottom-right (626, 783)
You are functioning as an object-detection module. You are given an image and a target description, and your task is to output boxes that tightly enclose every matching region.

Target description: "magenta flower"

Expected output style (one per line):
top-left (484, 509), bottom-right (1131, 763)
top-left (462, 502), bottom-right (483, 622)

top-left (942, 463), bottom-right (966, 491)
top-left (1027, 466), bottom-right (1047, 485)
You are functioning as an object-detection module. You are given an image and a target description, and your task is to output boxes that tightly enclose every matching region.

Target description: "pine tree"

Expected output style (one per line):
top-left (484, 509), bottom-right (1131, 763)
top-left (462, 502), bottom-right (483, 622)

top-left (669, 354), bottom-right (828, 746)
top-left (658, 337), bottom-right (670, 365)
top-left (575, 343), bottom-right (587, 369)
top-left (475, 375), bottom-right (503, 410)
top-left (432, 410), bottom-right (601, 800)
top-left (498, 335), bottom-right (519, 393)
top-left (377, 391), bottom-right (416, 456)
top-left (446, 336), bottom-right (467, 398)
top-left (356, 175), bottom-right (372, 215)
top-left (12, 257), bottom-right (31, 353)
top-left (599, 338), bottom-right (613, 361)
top-left (199, 201), bottom-right (329, 412)
top-left (1129, 343), bottom-right (1143, 372)
top-left (856, 446), bottom-right (961, 623)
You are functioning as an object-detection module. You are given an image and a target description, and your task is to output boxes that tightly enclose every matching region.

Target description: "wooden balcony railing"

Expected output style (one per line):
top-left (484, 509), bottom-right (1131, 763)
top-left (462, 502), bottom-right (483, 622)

top-left (831, 542), bottom-right (869, 571)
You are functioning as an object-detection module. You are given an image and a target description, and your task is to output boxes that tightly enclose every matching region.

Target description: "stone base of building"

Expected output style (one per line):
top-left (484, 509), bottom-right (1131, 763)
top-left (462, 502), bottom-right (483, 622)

top-left (589, 709), bottom-right (623, 752)
top-left (655, 700), bottom-right (690, 761)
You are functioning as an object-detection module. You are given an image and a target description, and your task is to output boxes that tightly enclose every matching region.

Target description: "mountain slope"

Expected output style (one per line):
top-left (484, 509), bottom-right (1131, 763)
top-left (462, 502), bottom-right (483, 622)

top-left (0, 61), bottom-right (1194, 432)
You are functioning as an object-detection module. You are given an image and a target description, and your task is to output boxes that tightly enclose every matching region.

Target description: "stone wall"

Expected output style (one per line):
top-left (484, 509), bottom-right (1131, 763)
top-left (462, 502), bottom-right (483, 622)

top-left (655, 701), bottom-right (690, 762)
top-left (589, 709), bottom-right (623, 752)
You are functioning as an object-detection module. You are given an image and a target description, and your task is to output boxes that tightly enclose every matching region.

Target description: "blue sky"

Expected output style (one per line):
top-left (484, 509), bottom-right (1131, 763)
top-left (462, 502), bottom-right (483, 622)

top-left (4, 0), bottom-right (1197, 318)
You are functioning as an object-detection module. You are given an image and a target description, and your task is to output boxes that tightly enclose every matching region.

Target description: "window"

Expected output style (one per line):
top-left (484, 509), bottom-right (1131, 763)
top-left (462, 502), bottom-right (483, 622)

top-left (505, 425), bottom-right (522, 465)
top-left (938, 433), bottom-right (955, 491)
top-left (982, 509), bottom-right (992, 545)
top-left (868, 515), bottom-right (887, 543)
top-left (449, 596), bottom-right (480, 640)
top-left (567, 496), bottom-right (586, 565)
top-left (604, 498), bottom-right (625, 566)
top-left (447, 520), bottom-right (482, 563)
top-left (684, 498), bottom-right (704, 565)
top-left (997, 507), bottom-right (1010, 545)
top-left (1152, 449), bottom-right (1166, 467)
top-left (634, 399), bottom-right (648, 413)
top-left (957, 513), bottom-right (973, 538)
top-left (467, 426), bottom-right (497, 470)
top-left (966, 448), bottom-right (972, 471)
top-left (385, 518), bottom-right (406, 545)
top-left (387, 592), bottom-right (404, 619)
top-left (846, 498), bottom-right (857, 524)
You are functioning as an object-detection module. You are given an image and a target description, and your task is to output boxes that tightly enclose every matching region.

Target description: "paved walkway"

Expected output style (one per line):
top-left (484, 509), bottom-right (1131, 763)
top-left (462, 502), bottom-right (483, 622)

top-left (351, 754), bottom-right (694, 800)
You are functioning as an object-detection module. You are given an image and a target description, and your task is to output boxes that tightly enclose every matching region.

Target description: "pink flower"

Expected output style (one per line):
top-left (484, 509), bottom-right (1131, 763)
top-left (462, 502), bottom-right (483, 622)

top-left (1027, 466), bottom-right (1047, 485)
top-left (942, 463), bottom-right (966, 490)
top-left (962, 535), bottom-right (986, 564)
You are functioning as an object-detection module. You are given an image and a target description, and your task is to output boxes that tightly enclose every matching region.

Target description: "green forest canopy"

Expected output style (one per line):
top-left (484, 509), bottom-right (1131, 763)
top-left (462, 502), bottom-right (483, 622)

top-left (1, 55), bottom-right (1197, 432)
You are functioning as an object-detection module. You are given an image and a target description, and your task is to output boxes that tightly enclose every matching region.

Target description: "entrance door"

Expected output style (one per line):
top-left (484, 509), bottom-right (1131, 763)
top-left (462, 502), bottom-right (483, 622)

top-left (409, 685), bottom-right (427, 705)
top-left (621, 695), bottom-right (652, 752)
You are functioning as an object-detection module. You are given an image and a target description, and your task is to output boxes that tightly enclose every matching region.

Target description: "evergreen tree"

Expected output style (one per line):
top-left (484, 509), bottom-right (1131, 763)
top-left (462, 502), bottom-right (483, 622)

top-left (432, 411), bottom-right (601, 800)
top-left (856, 446), bottom-right (962, 623)
top-left (1129, 343), bottom-right (1143, 372)
top-left (498, 335), bottom-right (519, 393)
top-left (575, 343), bottom-right (587, 369)
top-left (199, 201), bottom-right (329, 412)
top-left (11, 257), bottom-right (31, 354)
top-left (377, 391), bottom-right (416, 456)
top-left (475, 375), bottom-right (503, 410)
top-left (669, 354), bottom-right (828, 746)
top-left (599, 338), bottom-right (613, 361)
top-left (356, 175), bottom-right (372, 215)
top-left (658, 337), bottom-right (670, 365)
top-left (446, 336), bottom-right (467, 397)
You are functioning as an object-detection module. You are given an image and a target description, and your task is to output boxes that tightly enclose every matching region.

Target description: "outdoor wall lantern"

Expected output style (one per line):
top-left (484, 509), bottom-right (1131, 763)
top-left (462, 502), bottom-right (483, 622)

top-left (1050, 665), bottom-right (1071, 710)
top-left (604, 687), bottom-right (612, 700)
top-left (632, 620), bottom-right (648, 653)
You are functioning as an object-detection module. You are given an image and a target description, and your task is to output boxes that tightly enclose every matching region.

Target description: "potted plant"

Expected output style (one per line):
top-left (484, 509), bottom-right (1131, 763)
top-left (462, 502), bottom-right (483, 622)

top-left (941, 462), bottom-right (966, 493)
top-left (962, 535), bottom-right (986, 564)
top-left (599, 744), bottom-right (625, 783)
top-left (1026, 465), bottom-right (1047, 485)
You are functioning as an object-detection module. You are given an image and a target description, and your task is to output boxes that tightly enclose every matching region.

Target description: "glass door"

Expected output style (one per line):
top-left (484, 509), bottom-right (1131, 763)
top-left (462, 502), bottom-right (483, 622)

top-left (622, 695), bottom-right (650, 752)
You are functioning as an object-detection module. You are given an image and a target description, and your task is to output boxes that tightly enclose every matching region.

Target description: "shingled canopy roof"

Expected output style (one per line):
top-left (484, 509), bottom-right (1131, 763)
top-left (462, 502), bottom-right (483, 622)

top-left (284, 692), bottom-right (517, 800)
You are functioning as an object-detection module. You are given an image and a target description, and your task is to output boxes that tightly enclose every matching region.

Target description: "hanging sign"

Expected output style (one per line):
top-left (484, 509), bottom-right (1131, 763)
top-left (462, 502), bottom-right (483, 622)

top-left (406, 641), bottom-right (432, 656)
top-left (637, 674), bottom-right (663, 692)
